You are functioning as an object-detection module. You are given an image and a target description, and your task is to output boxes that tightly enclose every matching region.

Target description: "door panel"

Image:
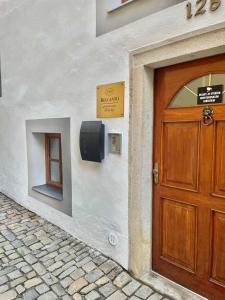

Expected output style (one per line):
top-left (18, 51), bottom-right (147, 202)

top-left (153, 53), bottom-right (225, 300)
top-left (161, 198), bottom-right (197, 272)
top-left (211, 210), bottom-right (225, 287)
top-left (162, 121), bottom-right (200, 191)
top-left (213, 121), bottom-right (225, 198)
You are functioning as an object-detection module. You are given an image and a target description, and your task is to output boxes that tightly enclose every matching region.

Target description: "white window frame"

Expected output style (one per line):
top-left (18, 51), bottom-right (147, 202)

top-left (107, 0), bottom-right (136, 13)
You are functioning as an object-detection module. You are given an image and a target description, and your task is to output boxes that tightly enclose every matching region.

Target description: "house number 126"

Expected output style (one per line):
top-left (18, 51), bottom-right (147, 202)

top-left (186, 0), bottom-right (221, 19)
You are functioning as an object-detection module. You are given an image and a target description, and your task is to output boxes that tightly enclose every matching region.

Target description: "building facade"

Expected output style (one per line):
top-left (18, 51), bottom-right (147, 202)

top-left (1, 0), bottom-right (225, 299)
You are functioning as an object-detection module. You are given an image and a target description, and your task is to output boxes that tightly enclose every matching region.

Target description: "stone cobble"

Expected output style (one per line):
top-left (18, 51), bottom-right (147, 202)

top-left (0, 194), bottom-right (171, 300)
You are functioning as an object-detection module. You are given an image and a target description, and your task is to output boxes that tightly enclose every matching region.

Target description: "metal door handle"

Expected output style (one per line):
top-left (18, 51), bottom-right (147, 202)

top-left (153, 162), bottom-right (159, 185)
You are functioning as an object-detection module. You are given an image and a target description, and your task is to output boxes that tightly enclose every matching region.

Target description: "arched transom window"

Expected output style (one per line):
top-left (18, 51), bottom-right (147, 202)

top-left (169, 73), bottom-right (225, 107)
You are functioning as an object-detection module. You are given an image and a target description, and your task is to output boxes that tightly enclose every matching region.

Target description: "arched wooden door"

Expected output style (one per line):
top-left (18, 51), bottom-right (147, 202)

top-left (153, 54), bottom-right (225, 299)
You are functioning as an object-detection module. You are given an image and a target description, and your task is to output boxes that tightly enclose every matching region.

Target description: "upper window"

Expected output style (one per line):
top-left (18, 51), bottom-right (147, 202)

top-left (97, 0), bottom-right (181, 36)
top-left (107, 0), bottom-right (134, 12)
top-left (45, 133), bottom-right (62, 189)
top-left (169, 73), bottom-right (225, 108)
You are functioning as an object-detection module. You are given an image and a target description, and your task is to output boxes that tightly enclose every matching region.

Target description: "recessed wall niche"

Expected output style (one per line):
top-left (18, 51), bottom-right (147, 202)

top-left (96, 0), bottom-right (182, 36)
top-left (26, 118), bottom-right (72, 216)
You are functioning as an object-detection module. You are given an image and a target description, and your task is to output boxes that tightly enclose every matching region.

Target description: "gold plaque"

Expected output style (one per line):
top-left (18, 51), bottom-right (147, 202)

top-left (97, 81), bottom-right (124, 118)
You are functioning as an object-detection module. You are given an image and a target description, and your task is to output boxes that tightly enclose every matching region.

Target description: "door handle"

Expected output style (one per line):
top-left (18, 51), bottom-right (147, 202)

top-left (153, 162), bottom-right (159, 185)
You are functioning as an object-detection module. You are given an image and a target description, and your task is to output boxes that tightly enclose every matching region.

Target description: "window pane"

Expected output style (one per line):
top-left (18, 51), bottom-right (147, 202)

top-left (211, 74), bottom-right (225, 87)
top-left (169, 87), bottom-right (196, 108)
top-left (50, 161), bottom-right (60, 182)
top-left (169, 73), bottom-right (225, 108)
top-left (50, 138), bottom-right (60, 160)
top-left (187, 75), bottom-right (209, 95)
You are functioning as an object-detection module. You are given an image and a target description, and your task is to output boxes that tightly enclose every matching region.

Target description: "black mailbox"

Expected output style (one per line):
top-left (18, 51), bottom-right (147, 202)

top-left (80, 121), bottom-right (105, 163)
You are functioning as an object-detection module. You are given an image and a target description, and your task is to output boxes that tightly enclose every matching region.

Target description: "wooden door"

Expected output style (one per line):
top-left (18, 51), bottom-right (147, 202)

top-left (153, 54), bottom-right (225, 299)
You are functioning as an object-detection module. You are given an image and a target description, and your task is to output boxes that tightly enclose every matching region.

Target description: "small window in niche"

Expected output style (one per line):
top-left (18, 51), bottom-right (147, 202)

top-left (45, 133), bottom-right (62, 189)
top-left (169, 73), bottom-right (225, 108)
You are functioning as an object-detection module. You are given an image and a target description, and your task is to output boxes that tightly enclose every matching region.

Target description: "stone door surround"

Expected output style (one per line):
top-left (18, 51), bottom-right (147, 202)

top-left (128, 27), bottom-right (225, 300)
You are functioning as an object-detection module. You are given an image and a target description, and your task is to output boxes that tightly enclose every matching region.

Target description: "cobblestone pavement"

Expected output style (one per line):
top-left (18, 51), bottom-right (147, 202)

top-left (0, 194), bottom-right (171, 300)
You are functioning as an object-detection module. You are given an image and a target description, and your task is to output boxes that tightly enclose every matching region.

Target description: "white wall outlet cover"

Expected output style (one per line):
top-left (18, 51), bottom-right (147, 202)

top-left (108, 232), bottom-right (119, 246)
top-left (107, 0), bottom-right (135, 12)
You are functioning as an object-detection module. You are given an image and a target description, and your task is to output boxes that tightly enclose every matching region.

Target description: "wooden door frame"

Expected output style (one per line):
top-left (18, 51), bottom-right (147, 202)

top-left (128, 28), bottom-right (225, 300)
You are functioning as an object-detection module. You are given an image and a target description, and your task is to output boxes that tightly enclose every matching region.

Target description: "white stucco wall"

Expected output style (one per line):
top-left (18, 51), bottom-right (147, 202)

top-left (0, 0), bottom-right (225, 269)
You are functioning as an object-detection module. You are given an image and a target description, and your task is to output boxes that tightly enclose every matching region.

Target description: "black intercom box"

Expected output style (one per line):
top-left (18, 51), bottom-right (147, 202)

top-left (80, 121), bottom-right (105, 163)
